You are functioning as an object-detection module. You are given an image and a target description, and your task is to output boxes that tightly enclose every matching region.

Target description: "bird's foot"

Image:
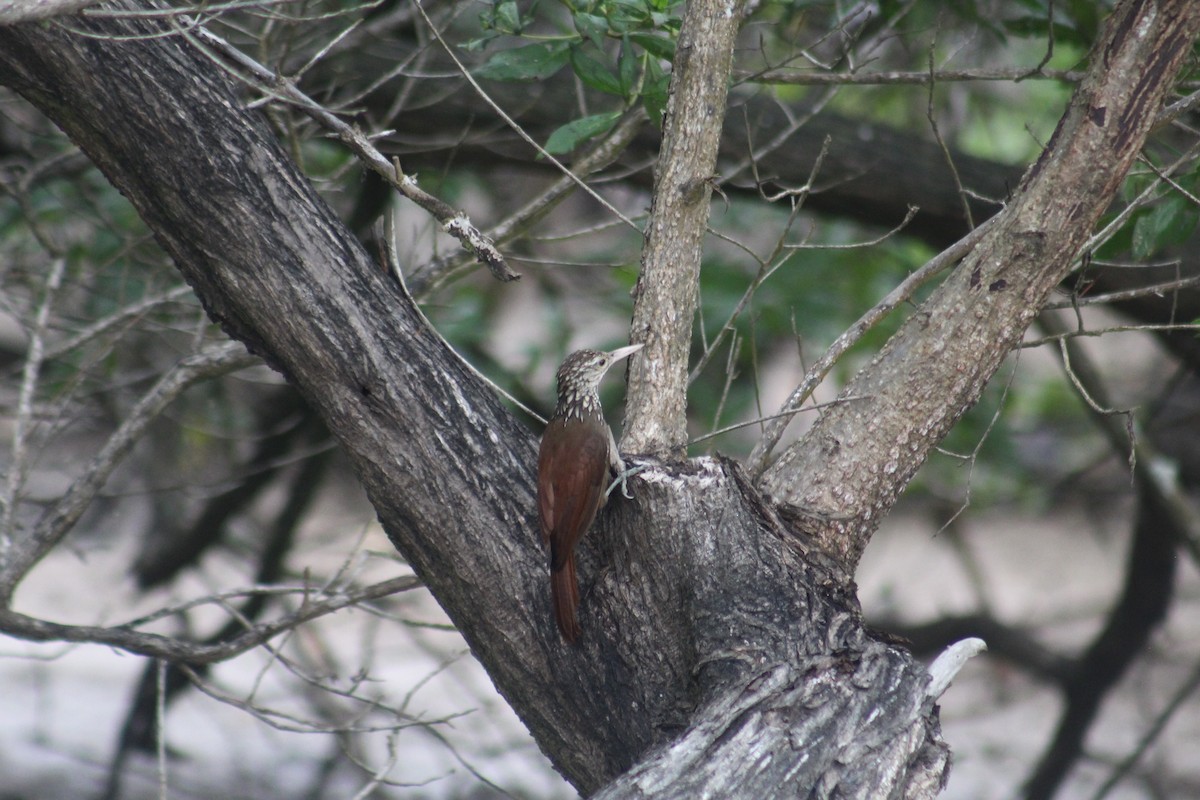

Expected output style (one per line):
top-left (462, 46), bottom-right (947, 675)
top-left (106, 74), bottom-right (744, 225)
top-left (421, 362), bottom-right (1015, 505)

top-left (606, 464), bottom-right (648, 499)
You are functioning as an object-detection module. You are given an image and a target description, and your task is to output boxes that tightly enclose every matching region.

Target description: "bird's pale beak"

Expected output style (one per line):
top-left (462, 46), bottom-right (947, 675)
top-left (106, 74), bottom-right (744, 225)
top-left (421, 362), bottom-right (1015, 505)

top-left (607, 343), bottom-right (644, 362)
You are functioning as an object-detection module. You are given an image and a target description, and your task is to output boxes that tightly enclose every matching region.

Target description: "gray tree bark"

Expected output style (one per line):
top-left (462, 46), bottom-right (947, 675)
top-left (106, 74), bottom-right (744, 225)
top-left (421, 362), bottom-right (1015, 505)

top-left (0, 0), bottom-right (1195, 797)
top-left (623, 0), bottom-right (744, 458)
top-left (757, 0), bottom-right (1200, 569)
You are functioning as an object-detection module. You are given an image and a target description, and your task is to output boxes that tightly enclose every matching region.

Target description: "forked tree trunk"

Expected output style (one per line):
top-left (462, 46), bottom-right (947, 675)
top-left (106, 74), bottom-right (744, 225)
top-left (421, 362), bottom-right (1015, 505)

top-left (0, 0), bottom-right (1195, 796)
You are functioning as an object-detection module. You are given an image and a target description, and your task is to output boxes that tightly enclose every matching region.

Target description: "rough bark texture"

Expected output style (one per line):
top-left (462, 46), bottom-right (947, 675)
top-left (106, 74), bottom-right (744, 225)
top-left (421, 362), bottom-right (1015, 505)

top-left (624, 0), bottom-right (744, 458)
top-left (760, 0), bottom-right (1200, 569)
top-left (1, 1), bottom-right (1195, 797)
top-left (0, 5), bottom-right (945, 796)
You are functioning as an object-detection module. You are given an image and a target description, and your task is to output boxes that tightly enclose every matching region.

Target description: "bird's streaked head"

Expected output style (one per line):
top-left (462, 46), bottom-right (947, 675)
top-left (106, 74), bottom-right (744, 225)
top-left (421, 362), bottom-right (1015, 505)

top-left (554, 344), bottom-right (642, 417)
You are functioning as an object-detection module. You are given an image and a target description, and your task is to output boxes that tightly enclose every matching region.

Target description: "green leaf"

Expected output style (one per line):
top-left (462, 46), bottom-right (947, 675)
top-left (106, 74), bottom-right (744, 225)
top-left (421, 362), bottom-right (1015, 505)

top-left (494, 0), bottom-right (521, 33)
top-left (1131, 195), bottom-right (1200, 259)
top-left (574, 12), bottom-right (608, 48)
top-left (641, 59), bottom-right (670, 126)
top-left (570, 45), bottom-right (625, 95)
top-left (629, 31), bottom-right (676, 60)
top-left (475, 42), bottom-right (570, 81)
top-left (545, 111), bottom-right (622, 154)
top-left (618, 37), bottom-right (636, 93)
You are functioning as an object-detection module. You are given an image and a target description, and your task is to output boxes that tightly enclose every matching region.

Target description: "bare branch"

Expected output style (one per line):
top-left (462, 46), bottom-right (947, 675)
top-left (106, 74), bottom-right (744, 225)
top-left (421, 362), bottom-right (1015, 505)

top-left (749, 65), bottom-right (1084, 85)
top-left (0, 575), bottom-right (420, 663)
top-left (926, 637), bottom-right (986, 700)
top-left (1042, 274), bottom-right (1199, 310)
top-left (0, 257), bottom-right (64, 559)
top-left (0, 341), bottom-right (257, 599)
top-left (408, 109), bottom-right (647, 299)
top-left (44, 283), bottom-right (196, 360)
top-left (1091, 658), bottom-right (1200, 800)
top-left (747, 216), bottom-right (997, 476)
top-left (188, 26), bottom-right (519, 283)
top-left (1020, 321), bottom-right (1200, 349)
top-left (758, 1), bottom-right (1200, 568)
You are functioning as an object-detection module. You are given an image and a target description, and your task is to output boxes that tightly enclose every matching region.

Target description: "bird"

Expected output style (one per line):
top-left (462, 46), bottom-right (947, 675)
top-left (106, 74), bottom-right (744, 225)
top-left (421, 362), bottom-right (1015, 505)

top-left (537, 343), bottom-right (643, 643)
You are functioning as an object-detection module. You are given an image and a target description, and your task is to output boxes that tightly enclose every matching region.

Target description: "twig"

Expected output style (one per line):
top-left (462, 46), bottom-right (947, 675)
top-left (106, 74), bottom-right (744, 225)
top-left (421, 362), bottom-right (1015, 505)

top-left (928, 349), bottom-right (1023, 539)
top-left (44, 283), bottom-right (196, 361)
top-left (409, 0), bottom-right (639, 234)
top-left (746, 216), bottom-right (997, 476)
top-left (926, 31), bottom-right (974, 230)
top-left (0, 574), bottom-right (420, 663)
top-left (689, 395), bottom-right (868, 446)
top-left (1090, 657), bottom-right (1200, 800)
top-left (0, 341), bottom-right (258, 599)
top-left (1020, 322), bottom-right (1200, 349)
top-left (1081, 142), bottom-right (1200, 257)
top-left (383, 217), bottom-right (546, 425)
top-left (1041, 274), bottom-right (1198, 310)
top-left (187, 26), bottom-right (518, 283)
top-left (783, 205), bottom-right (918, 250)
top-left (0, 258), bottom-right (65, 560)
top-left (408, 108), bottom-right (647, 298)
top-left (748, 65), bottom-right (1083, 85)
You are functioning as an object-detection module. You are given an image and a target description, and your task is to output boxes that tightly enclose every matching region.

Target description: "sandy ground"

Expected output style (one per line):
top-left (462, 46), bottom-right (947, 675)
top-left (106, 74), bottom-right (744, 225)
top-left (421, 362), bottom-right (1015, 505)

top-left (1, 496), bottom-right (1197, 799)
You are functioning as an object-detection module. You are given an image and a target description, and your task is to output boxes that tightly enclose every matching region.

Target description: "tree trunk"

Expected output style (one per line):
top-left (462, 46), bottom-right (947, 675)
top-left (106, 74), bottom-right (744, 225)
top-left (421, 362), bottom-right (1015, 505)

top-left (757, 0), bottom-right (1200, 569)
top-left (0, 0), bottom-right (1195, 796)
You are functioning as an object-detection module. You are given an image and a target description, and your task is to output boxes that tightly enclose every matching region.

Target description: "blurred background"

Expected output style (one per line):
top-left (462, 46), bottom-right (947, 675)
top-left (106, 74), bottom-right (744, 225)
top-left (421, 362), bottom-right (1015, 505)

top-left (1, 1), bottom-right (1199, 797)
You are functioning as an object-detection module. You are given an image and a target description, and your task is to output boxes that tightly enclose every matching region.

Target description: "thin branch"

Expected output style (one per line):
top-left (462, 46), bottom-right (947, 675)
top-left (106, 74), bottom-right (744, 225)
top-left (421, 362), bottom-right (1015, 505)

top-left (706, 332), bottom-right (740, 446)
top-left (688, 193), bottom-right (816, 386)
top-left (408, 108), bottom-right (647, 299)
top-left (0, 258), bottom-right (65, 559)
top-left (1042, 274), bottom-right (1198, 310)
top-left (187, 26), bottom-right (518, 283)
top-left (748, 65), bottom-right (1083, 85)
top-left (783, 205), bottom-right (918, 249)
top-left (1020, 322), bottom-right (1200, 349)
top-left (926, 32), bottom-right (974, 230)
top-left (44, 283), bottom-right (196, 361)
top-left (383, 216), bottom-right (547, 425)
top-left (1090, 657), bottom-right (1200, 800)
top-left (928, 350), bottom-right (1023, 539)
top-left (1081, 142), bottom-right (1200, 257)
top-left (0, 341), bottom-right (258, 599)
top-left (747, 215), bottom-right (997, 476)
top-left (409, 0), bottom-right (639, 234)
top-left (0, 575), bottom-right (420, 663)
top-left (1157, 87), bottom-right (1200, 128)
top-left (689, 395), bottom-right (869, 446)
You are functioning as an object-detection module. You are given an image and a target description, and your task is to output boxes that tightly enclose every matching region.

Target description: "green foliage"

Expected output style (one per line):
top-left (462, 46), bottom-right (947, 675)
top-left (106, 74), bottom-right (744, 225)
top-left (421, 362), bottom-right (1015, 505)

top-left (1131, 189), bottom-right (1200, 260)
top-left (1097, 160), bottom-right (1200, 261)
top-left (683, 198), bottom-right (938, 455)
top-left (467, 0), bottom-right (682, 150)
top-left (544, 110), bottom-right (622, 154)
top-left (1001, 0), bottom-right (1105, 46)
top-left (474, 41), bottom-right (571, 81)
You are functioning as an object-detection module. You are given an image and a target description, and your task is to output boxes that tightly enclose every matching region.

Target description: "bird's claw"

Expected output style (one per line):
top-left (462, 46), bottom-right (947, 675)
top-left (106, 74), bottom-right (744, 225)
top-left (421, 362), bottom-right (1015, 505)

top-left (606, 464), bottom-right (649, 499)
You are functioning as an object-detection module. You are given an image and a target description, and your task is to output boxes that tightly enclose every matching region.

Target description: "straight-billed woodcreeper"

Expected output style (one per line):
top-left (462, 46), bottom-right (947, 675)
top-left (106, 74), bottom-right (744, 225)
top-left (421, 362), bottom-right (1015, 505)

top-left (537, 344), bottom-right (642, 643)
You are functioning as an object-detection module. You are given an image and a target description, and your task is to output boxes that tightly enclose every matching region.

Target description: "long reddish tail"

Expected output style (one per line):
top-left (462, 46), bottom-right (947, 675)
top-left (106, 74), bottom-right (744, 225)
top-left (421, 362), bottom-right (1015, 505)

top-left (550, 555), bottom-right (581, 643)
